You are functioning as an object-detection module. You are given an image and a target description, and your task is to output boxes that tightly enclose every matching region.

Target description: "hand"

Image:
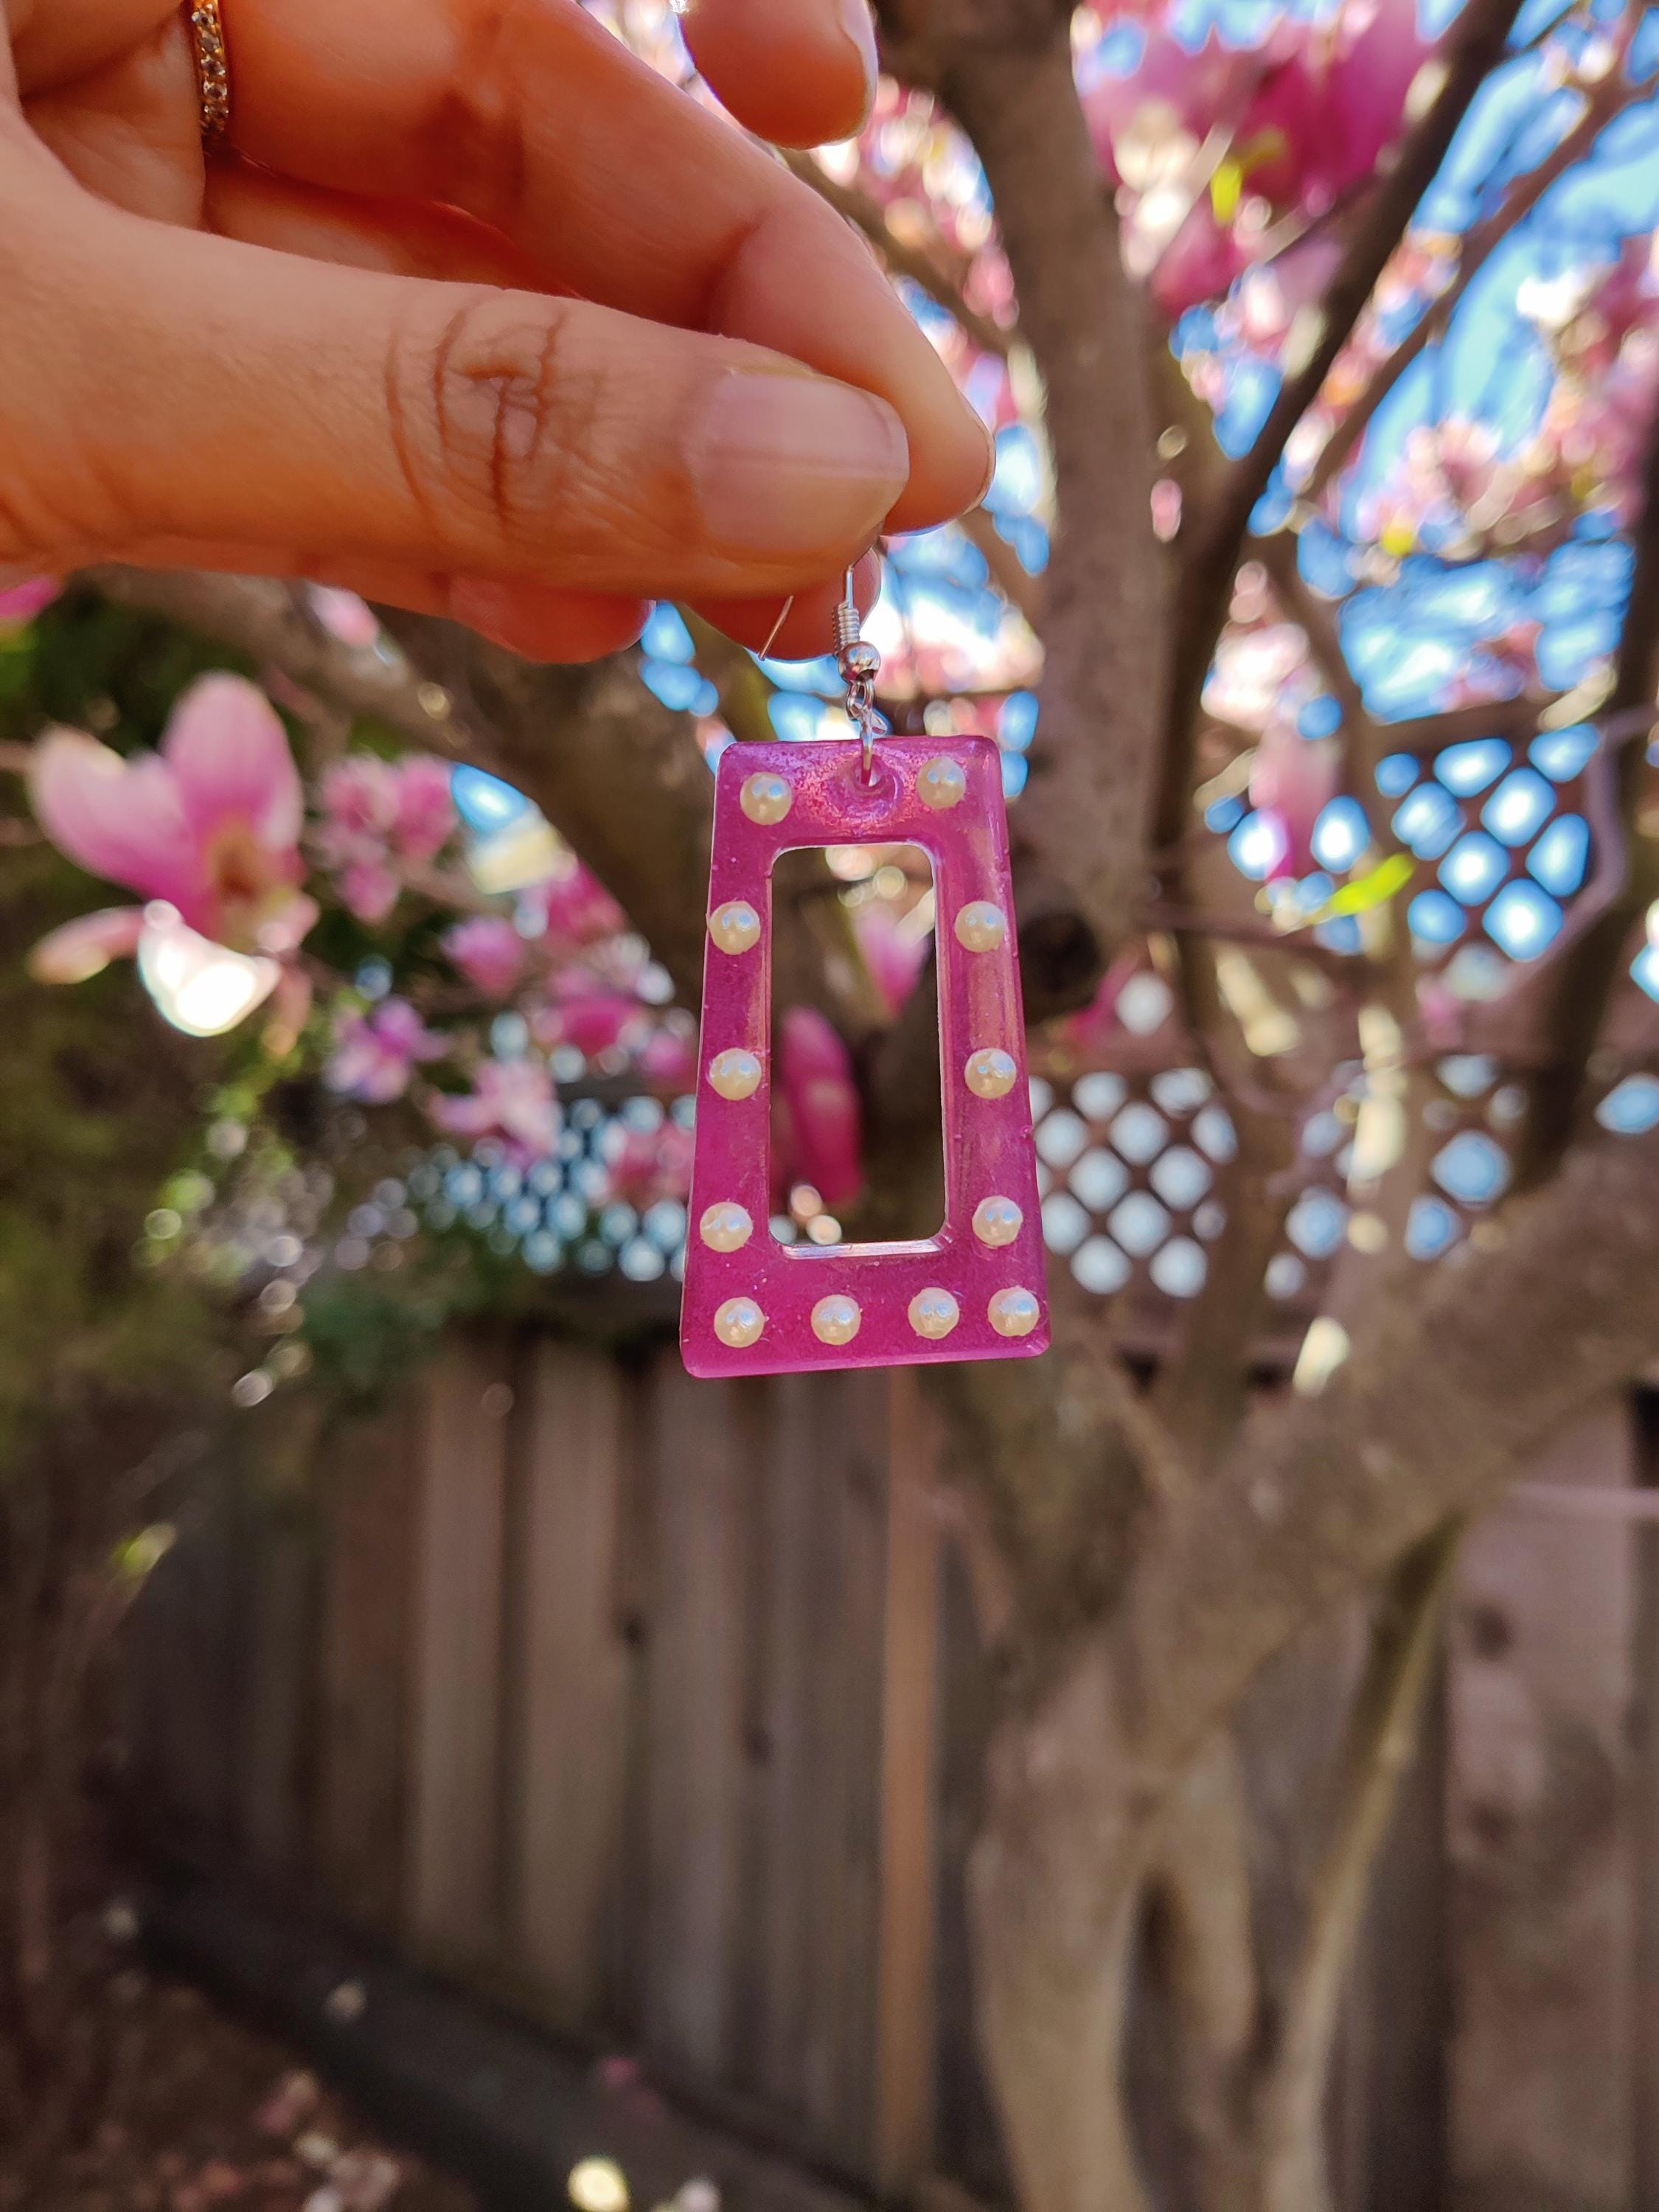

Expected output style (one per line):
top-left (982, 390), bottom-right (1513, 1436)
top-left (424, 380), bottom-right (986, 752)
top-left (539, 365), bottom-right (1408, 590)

top-left (0, 0), bottom-right (991, 658)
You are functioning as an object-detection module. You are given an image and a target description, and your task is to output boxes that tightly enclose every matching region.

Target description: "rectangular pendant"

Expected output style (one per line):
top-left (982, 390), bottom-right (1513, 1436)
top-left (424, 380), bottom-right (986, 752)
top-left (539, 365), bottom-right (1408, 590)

top-left (681, 734), bottom-right (1049, 1378)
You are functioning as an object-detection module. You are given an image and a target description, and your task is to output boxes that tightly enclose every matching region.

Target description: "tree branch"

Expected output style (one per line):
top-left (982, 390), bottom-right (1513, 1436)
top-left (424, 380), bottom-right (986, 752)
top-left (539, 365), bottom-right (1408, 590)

top-left (84, 569), bottom-right (472, 753)
top-left (1511, 397), bottom-right (1659, 1181)
top-left (1150, 1085), bottom-right (1299, 1473)
top-left (958, 503), bottom-right (1048, 633)
top-left (1147, 1729), bottom-right (1262, 2199)
top-left (1157, 0), bottom-right (1527, 854)
top-left (889, 2), bottom-right (1166, 993)
top-left (1255, 1520), bottom-right (1461, 2212)
top-left (1301, 78), bottom-right (1639, 507)
top-left (375, 612), bottom-right (723, 1010)
top-left (86, 570), bottom-right (723, 1009)
top-left (1127, 1113), bottom-right (1659, 1776)
top-left (780, 148), bottom-right (1016, 361)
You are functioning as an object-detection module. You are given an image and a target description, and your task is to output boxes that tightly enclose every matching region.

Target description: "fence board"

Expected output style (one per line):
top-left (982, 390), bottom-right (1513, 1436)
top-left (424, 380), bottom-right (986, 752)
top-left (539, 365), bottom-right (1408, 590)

top-left (127, 1336), bottom-right (1659, 2212)
top-left (128, 1454), bottom-right (241, 1846)
top-left (237, 1499), bottom-right (317, 1879)
top-left (874, 1368), bottom-right (944, 2194)
top-left (316, 1401), bottom-right (420, 1933)
top-left (800, 1370), bottom-right (888, 2160)
top-left (1447, 1399), bottom-right (1637, 2212)
top-left (1338, 1660), bottom-right (1448, 2212)
top-left (641, 1358), bottom-right (751, 2077)
top-left (734, 1371), bottom-right (820, 2115)
top-left (404, 1335), bottom-right (513, 1969)
top-left (1635, 1392), bottom-right (1659, 2212)
top-left (509, 1340), bottom-right (632, 2032)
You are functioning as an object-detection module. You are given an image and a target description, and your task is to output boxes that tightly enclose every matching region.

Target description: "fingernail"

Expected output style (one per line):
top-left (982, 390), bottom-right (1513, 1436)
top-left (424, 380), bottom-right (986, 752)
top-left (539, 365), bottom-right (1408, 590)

top-left (973, 417), bottom-right (997, 505)
top-left (692, 372), bottom-right (908, 563)
top-left (835, 0), bottom-right (880, 118)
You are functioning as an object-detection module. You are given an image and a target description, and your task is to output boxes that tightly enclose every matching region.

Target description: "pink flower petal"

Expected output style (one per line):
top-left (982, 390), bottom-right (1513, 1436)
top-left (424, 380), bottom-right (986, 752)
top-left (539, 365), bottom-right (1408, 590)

top-left (549, 979), bottom-right (641, 1058)
top-left (264, 967), bottom-right (314, 1055)
top-left (852, 902), bottom-right (928, 1019)
top-left (27, 905), bottom-right (145, 983)
top-left (392, 757), bottom-right (457, 862)
top-left (777, 1007), bottom-right (864, 1210)
top-left (29, 729), bottom-right (204, 907)
top-left (307, 585), bottom-right (380, 650)
top-left (442, 916), bottom-right (526, 998)
top-left (254, 891), bottom-right (320, 958)
top-left (163, 674), bottom-right (305, 851)
top-left (341, 860), bottom-right (400, 925)
top-left (1250, 724), bottom-right (1338, 874)
top-left (0, 577), bottom-right (60, 625)
top-left (635, 1025), bottom-right (697, 1086)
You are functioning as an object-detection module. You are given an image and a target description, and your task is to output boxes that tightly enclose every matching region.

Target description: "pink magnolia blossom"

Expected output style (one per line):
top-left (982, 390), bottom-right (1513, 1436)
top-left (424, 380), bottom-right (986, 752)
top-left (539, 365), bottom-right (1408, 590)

top-left (442, 915), bottom-right (527, 998)
top-left (27, 905), bottom-right (145, 984)
top-left (306, 585), bottom-right (380, 650)
top-left (393, 757), bottom-right (458, 862)
top-left (431, 1057), bottom-right (560, 1161)
top-left (1084, 31), bottom-right (1259, 186)
top-left (775, 1006), bottom-right (864, 1210)
top-left (1152, 204), bottom-right (1248, 319)
top-left (326, 998), bottom-right (446, 1104)
top-left (338, 860), bottom-right (401, 926)
top-left (263, 967), bottom-right (315, 1058)
top-left (525, 861), bottom-right (627, 949)
top-left (316, 753), bottom-right (458, 919)
top-left (634, 1023), bottom-right (698, 1088)
top-left (1206, 622), bottom-right (1310, 731)
top-left (1244, 0), bottom-right (1435, 217)
top-left (1064, 949), bottom-right (1142, 1057)
top-left (538, 975), bottom-right (644, 1060)
top-left (1088, 0), bottom-right (1437, 313)
top-left (1237, 232), bottom-right (1345, 350)
top-left (1249, 723), bottom-right (1339, 878)
top-left (29, 674), bottom-right (316, 962)
top-left (0, 576), bottom-right (60, 626)
top-left (852, 901), bottom-right (929, 1018)
top-left (605, 1120), bottom-right (695, 1210)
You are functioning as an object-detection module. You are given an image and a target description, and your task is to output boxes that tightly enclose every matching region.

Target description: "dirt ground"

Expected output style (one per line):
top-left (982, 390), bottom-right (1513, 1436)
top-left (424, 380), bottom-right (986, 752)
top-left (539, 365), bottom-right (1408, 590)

top-left (1, 1915), bottom-right (477, 2212)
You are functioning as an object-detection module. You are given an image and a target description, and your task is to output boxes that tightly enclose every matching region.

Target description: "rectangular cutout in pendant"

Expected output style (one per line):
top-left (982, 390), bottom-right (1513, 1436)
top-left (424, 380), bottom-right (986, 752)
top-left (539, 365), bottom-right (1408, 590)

top-left (768, 842), bottom-right (942, 1248)
top-left (682, 735), bottom-right (1049, 1379)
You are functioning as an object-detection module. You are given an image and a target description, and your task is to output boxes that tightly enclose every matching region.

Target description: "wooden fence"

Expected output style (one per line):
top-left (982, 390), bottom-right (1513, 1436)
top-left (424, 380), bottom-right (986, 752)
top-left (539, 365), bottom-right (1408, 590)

top-left (127, 1336), bottom-right (1659, 2212)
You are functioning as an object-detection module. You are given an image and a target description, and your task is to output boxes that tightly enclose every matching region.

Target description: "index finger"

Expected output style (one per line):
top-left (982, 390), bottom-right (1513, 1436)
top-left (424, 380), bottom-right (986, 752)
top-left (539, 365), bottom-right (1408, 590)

top-left (677, 0), bottom-right (879, 150)
top-left (222, 0), bottom-right (990, 533)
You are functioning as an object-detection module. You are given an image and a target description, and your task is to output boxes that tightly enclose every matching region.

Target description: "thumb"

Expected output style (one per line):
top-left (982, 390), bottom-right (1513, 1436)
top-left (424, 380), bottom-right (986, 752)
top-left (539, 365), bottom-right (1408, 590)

top-left (6, 199), bottom-right (910, 599)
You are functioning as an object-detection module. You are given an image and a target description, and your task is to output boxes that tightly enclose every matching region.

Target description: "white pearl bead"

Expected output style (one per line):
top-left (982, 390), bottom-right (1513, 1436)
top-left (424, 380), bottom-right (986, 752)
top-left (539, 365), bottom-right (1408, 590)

top-left (707, 1048), bottom-right (763, 1101)
top-left (700, 1202), bottom-right (754, 1253)
top-left (964, 1047), bottom-right (1018, 1099)
top-left (989, 1287), bottom-right (1041, 1338)
top-left (973, 1196), bottom-right (1023, 1248)
top-left (714, 1296), bottom-right (766, 1349)
top-left (954, 901), bottom-right (1008, 953)
top-left (811, 1293), bottom-right (862, 1347)
top-left (908, 1287), bottom-right (960, 1340)
top-left (740, 771), bottom-right (793, 826)
top-left (917, 757), bottom-right (967, 810)
top-left (708, 900), bottom-right (761, 955)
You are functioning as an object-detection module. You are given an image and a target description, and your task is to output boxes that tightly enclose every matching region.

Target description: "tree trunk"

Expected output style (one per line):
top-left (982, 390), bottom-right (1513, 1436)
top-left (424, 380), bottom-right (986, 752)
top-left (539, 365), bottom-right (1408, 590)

top-left (969, 1635), bottom-right (1159, 2211)
top-left (964, 1516), bottom-right (1461, 2212)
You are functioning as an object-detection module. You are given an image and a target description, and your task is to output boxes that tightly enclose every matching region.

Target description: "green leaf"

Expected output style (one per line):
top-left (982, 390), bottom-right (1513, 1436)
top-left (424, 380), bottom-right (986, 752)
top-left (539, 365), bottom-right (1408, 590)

top-left (1313, 853), bottom-right (1416, 921)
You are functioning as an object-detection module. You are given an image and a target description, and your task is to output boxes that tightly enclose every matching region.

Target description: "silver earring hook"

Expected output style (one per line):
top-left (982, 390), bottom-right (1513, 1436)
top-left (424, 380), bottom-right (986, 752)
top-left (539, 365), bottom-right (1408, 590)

top-left (833, 563), bottom-right (887, 785)
top-left (757, 594), bottom-right (795, 663)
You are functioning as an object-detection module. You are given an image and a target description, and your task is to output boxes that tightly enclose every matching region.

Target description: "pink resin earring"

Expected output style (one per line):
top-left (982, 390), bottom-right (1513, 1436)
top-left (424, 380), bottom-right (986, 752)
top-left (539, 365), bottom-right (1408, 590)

top-left (681, 577), bottom-right (1048, 1378)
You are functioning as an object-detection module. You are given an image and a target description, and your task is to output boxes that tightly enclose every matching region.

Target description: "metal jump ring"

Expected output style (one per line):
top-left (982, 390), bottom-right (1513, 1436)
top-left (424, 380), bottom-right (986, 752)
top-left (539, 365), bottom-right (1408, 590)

top-left (833, 567), bottom-right (887, 785)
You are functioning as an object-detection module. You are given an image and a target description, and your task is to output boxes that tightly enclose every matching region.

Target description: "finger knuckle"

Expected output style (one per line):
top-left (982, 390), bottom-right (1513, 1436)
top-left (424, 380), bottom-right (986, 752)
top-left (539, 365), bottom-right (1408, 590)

top-left (0, 198), bottom-right (134, 566)
top-left (390, 290), bottom-right (602, 564)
